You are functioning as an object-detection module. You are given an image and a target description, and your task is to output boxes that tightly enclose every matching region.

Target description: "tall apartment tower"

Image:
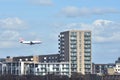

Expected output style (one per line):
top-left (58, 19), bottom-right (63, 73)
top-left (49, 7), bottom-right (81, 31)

top-left (59, 30), bottom-right (92, 74)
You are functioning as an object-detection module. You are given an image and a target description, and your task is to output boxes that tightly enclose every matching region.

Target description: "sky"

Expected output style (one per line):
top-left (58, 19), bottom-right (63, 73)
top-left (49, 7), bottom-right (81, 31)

top-left (0, 0), bottom-right (120, 64)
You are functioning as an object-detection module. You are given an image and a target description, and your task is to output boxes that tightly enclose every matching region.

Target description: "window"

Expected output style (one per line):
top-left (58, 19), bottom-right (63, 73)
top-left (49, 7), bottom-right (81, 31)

top-left (85, 53), bottom-right (90, 56)
top-left (85, 49), bottom-right (91, 52)
top-left (85, 65), bottom-right (91, 68)
top-left (71, 53), bottom-right (76, 56)
top-left (79, 68), bottom-right (81, 71)
top-left (49, 57), bottom-right (51, 59)
top-left (71, 57), bottom-right (77, 60)
top-left (25, 58), bottom-right (28, 61)
top-left (71, 32), bottom-right (77, 35)
top-left (31, 58), bottom-right (33, 61)
top-left (44, 57), bottom-right (46, 60)
top-left (71, 37), bottom-right (76, 40)
top-left (19, 59), bottom-right (22, 61)
top-left (85, 45), bottom-right (91, 47)
top-left (84, 32), bottom-right (91, 35)
top-left (61, 34), bottom-right (64, 37)
top-left (71, 49), bottom-right (77, 52)
top-left (84, 57), bottom-right (91, 61)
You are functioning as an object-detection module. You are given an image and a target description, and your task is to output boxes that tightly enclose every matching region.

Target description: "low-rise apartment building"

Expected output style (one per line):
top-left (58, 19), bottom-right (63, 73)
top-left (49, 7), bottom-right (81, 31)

top-left (0, 61), bottom-right (71, 76)
top-left (92, 63), bottom-right (115, 75)
top-left (114, 57), bottom-right (120, 74)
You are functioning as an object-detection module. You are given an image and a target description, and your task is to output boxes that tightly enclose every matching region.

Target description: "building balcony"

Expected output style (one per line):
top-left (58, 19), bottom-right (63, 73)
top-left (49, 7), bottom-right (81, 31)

top-left (84, 51), bottom-right (91, 53)
top-left (84, 47), bottom-right (91, 49)
top-left (84, 43), bottom-right (91, 45)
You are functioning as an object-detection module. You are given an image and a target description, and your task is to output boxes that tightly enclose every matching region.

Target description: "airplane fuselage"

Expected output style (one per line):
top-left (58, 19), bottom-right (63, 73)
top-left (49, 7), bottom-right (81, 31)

top-left (20, 40), bottom-right (41, 45)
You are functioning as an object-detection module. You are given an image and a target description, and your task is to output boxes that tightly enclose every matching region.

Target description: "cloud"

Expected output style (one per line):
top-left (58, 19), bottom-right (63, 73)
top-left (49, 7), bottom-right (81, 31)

top-left (0, 41), bottom-right (18, 48)
top-left (0, 30), bottom-right (20, 40)
top-left (93, 19), bottom-right (113, 26)
top-left (53, 19), bottom-right (120, 43)
top-left (0, 30), bottom-right (20, 48)
top-left (0, 17), bottom-right (28, 48)
top-left (30, 0), bottom-right (53, 6)
top-left (94, 32), bottom-right (120, 42)
top-left (0, 17), bottom-right (27, 30)
top-left (60, 6), bottom-right (119, 17)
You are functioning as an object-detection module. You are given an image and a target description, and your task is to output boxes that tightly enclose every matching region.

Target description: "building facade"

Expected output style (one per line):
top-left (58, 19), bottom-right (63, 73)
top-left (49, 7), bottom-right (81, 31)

top-left (13, 55), bottom-right (39, 62)
top-left (12, 54), bottom-right (60, 63)
top-left (0, 58), bottom-right (5, 62)
top-left (0, 61), bottom-right (70, 76)
top-left (33, 62), bottom-right (70, 76)
top-left (38, 54), bottom-right (60, 63)
top-left (59, 30), bottom-right (92, 74)
top-left (92, 57), bottom-right (120, 75)
top-left (114, 57), bottom-right (120, 74)
top-left (92, 63), bottom-right (115, 75)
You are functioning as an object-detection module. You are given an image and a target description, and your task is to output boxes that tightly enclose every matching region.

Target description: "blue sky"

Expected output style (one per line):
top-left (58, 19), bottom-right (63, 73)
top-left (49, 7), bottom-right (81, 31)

top-left (0, 0), bottom-right (120, 64)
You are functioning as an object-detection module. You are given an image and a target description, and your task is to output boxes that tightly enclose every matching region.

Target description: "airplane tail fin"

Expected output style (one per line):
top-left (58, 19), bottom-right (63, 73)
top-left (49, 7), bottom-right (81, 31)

top-left (19, 38), bottom-right (24, 43)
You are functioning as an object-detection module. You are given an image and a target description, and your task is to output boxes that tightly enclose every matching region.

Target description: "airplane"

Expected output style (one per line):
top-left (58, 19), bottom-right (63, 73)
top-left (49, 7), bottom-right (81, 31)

top-left (19, 38), bottom-right (42, 45)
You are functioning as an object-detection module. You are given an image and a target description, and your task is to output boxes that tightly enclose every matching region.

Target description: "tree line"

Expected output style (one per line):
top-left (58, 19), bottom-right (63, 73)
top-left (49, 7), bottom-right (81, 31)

top-left (0, 73), bottom-right (120, 80)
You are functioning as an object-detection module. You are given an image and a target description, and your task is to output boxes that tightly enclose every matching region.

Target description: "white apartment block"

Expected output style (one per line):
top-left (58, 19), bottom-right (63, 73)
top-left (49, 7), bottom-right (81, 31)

top-left (114, 58), bottom-right (120, 74)
top-left (0, 61), bottom-right (71, 76)
top-left (114, 63), bottom-right (120, 73)
top-left (33, 62), bottom-right (70, 76)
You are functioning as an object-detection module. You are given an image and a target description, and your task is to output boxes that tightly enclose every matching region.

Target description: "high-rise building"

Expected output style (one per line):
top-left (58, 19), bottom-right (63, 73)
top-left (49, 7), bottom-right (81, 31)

top-left (58, 30), bottom-right (92, 74)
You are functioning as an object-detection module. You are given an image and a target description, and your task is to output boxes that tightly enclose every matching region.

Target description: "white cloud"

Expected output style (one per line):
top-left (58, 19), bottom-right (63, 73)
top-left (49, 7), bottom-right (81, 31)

top-left (109, 48), bottom-right (120, 53)
top-left (0, 17), bottom-right (28, 48)
top-left (0, 30), bottom-right (20, 40)
top-left (0, 30), bottom-right (20, 48)
top-left (61, 6), bottom-right (80, 17)
top-left (93, 19), bottom-right (113, 26)
top-left (0, 17), bottom-right (27, 30)
top-left (0, 41), bottom-right (18, 48)
top-left (53, 19), bottom-right (120, 43)
top-left (60, 6), bottom-right (119, 17)
top-left (30, 0), bottom-right (53, 6)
